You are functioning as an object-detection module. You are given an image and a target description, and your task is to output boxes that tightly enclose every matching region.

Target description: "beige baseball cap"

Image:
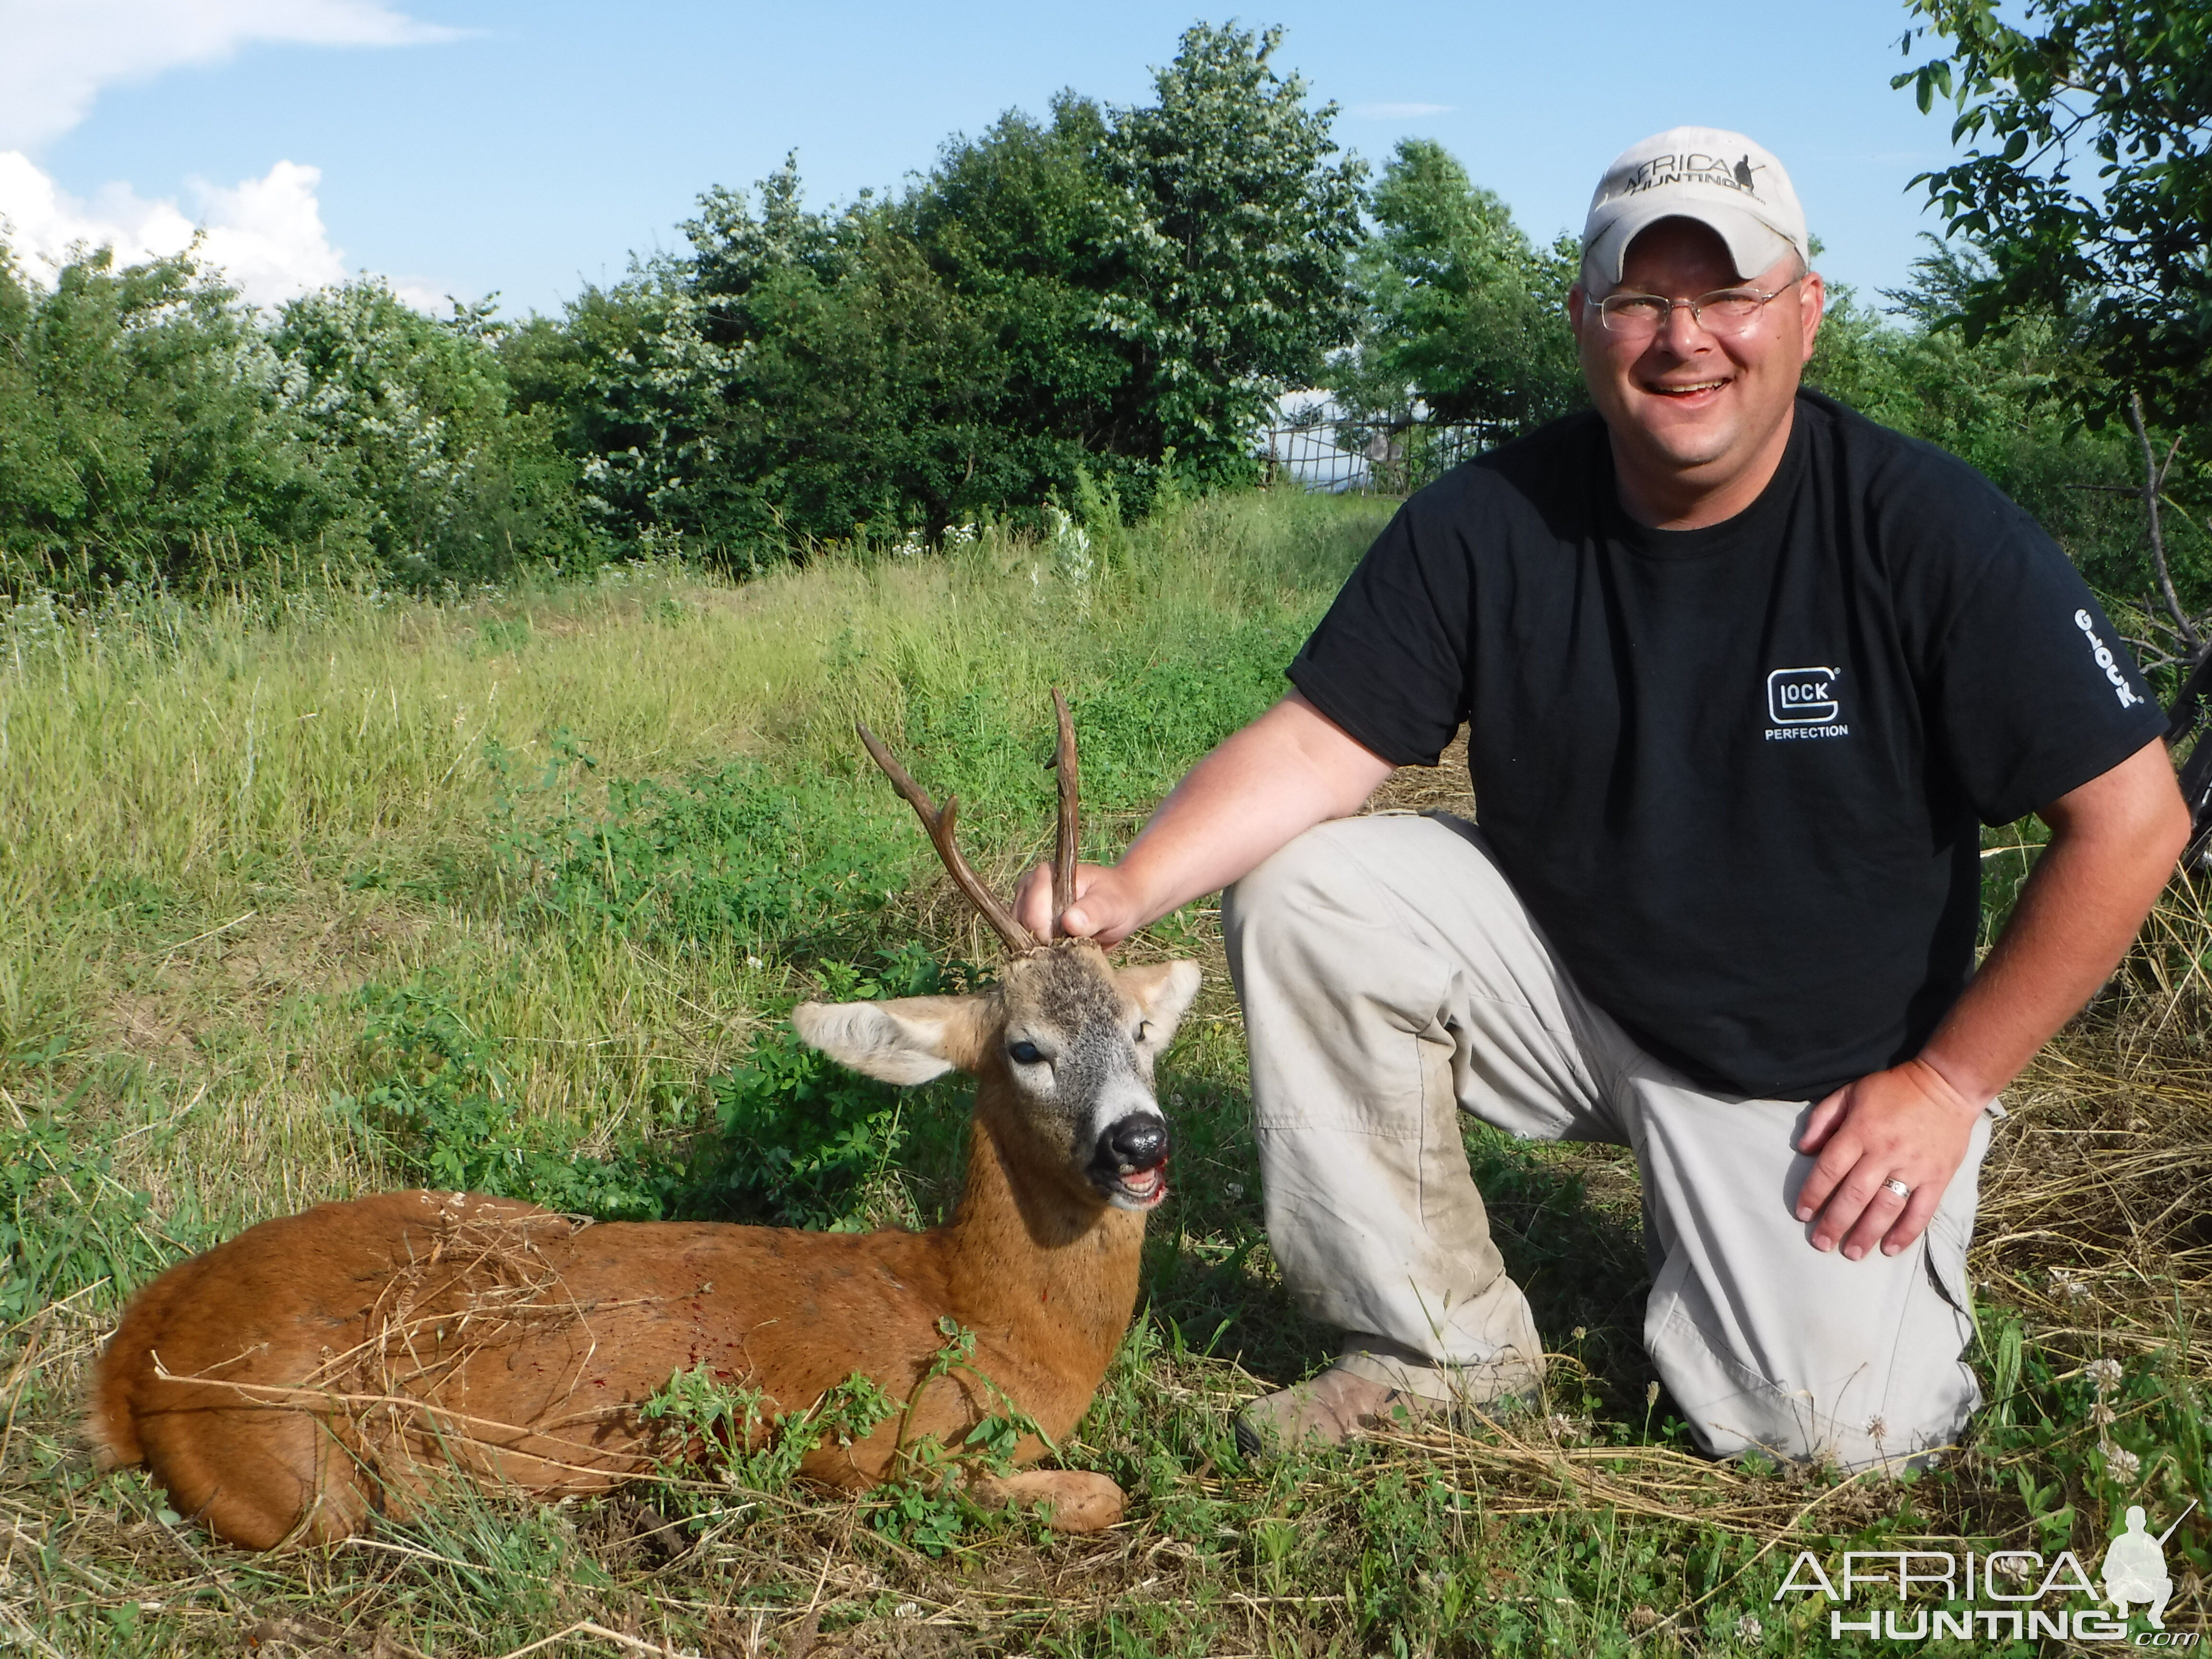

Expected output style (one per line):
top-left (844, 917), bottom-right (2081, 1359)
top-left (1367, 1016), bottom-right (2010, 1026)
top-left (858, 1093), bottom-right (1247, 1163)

top-left (1581, 127), bottom-right (1808, 287)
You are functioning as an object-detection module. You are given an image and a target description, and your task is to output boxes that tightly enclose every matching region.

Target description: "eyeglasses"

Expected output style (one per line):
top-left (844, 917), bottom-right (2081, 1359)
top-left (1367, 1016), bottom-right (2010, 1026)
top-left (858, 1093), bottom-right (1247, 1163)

top-left (1591, 272), bottom-right (1804, 341)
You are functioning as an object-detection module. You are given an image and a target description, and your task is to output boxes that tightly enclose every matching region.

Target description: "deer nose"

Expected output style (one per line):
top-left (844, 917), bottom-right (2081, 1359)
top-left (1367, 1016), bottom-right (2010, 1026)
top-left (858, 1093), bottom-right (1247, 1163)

top-left (1106, 1114), bottom-right (1168, 1171)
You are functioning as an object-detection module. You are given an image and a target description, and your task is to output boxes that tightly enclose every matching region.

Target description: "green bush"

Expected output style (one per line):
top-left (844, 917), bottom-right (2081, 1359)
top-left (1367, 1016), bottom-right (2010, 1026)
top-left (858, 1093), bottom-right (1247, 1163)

top-left (485, 737), bottom-right (915, 955)
top-left (339, 978), bottom-right (673, 1220)
top-left (510, 23), bottom-right (1366, 559)
top-left (701, 951), bottom-right (965, 1231)
top-left (0, 245), bottom-right (604, 599)
top-left (0, 248), bottom-right (342, 591)
top-left (272, 282), bottom-right (598, 584)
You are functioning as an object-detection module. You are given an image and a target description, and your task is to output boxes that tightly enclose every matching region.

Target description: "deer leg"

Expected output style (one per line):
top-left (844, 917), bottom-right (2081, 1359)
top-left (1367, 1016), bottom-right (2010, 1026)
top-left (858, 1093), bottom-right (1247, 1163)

top-left (964, 1468), bottom-right (1125, 1533)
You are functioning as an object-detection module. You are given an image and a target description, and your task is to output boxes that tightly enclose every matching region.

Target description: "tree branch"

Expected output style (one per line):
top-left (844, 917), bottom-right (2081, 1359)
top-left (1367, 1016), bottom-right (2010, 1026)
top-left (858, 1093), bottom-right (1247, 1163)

top-left (2128, 390), bottom-right (2200, 654)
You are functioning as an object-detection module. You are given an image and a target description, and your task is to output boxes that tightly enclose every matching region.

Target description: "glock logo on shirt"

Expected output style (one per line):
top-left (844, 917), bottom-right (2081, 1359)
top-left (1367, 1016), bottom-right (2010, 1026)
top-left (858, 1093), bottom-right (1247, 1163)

top-left (1767, 666), bottom-right (1842, 728)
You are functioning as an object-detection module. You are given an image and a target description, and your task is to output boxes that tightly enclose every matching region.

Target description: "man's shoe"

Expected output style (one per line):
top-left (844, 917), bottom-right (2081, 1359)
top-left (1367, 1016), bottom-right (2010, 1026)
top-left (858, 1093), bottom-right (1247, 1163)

top-left (1234, 1365), bottom-right (1437, 1459)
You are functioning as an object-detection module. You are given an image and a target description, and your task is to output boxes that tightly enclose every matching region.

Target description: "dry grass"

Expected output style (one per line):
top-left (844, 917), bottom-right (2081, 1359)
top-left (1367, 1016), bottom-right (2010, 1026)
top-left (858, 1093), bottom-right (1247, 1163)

top-left (3, 496), bottom-right (2208, 1654)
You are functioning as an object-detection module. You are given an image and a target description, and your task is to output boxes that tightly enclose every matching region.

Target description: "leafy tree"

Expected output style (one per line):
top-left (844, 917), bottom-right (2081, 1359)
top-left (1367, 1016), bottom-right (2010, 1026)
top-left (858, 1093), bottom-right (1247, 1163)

top-left (510, 165), bottom-right (1010, 557)
top-left (686, 165), bottom-right (1007, 541)
top-left (0, 244), bottom-right (341, 591)
top-left (906, 99), bottom-right (1142, 502)
top-left (1090, 23), bottom-right (1368, 486)
top-left (274, 280), bottom-right (592, 582)
top-left (1339, 138), bottom-right (1582, 432)
top-left (500, 268), bottom-right (736, 555)
top-left (520, 24), bottom-right (1372, 555)
top-left (1896, 1), bottom-right (2212, 704)
top-left (1895, 0), bottom-right (2212, 428)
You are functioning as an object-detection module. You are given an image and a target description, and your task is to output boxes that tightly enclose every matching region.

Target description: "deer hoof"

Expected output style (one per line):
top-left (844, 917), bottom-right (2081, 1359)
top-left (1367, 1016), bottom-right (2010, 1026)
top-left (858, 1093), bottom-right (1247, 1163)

top-left (966, 1469), bottom-right (1125, 1533)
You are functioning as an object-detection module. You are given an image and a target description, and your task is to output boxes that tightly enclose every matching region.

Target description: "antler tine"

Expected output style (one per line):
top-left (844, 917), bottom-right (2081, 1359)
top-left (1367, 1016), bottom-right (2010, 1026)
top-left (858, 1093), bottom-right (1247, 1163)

top-left (855, 721), bottom-right (1039, 955)
top-left (1050, 689), bottom-right (1080, 926)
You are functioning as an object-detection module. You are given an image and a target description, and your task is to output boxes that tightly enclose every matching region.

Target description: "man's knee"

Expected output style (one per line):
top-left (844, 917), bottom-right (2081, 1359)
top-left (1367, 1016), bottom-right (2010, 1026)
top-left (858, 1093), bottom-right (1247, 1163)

top-left (1224, 819), bottom-right (1360, 943)
top-left (1654, 1334), bottom-right (1978, 1474)
top-left (1226, 814), bottom-right (1466, 955)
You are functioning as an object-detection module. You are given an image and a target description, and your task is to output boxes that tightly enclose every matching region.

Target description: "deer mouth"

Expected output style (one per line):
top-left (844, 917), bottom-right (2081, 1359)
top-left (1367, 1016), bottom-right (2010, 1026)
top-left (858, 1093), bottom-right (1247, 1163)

top-left (1091, 1111), bottom-right (1171, 1210)
top-left (1108, 1161), bottom-right (1169, 1210)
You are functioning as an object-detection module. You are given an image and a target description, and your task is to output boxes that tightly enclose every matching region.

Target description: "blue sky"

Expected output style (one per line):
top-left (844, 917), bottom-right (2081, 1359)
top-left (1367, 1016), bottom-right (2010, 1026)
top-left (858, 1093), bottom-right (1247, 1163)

top-left (0, 0), bottom-right (1967, 317)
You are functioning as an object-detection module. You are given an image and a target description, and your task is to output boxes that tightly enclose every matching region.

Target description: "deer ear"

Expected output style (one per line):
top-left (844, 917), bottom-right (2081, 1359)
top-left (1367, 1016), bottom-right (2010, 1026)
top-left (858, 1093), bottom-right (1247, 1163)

top-left (792, 997), bottom-right (986, 1085)
top-left (1117, 960), bottom-right (1202, 1049)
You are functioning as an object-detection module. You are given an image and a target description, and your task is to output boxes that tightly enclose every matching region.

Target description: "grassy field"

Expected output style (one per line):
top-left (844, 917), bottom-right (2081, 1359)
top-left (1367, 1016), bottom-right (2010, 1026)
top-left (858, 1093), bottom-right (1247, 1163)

top-left (2, 490), bottom-right (2206, 1657)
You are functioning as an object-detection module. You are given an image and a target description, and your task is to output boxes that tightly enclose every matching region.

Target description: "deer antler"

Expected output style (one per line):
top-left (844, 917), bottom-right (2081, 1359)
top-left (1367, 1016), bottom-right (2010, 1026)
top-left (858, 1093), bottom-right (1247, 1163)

top-left (1050, 689), bottom-right (1081, 925)
top-left (856, 721), bottom-right (1039, 955)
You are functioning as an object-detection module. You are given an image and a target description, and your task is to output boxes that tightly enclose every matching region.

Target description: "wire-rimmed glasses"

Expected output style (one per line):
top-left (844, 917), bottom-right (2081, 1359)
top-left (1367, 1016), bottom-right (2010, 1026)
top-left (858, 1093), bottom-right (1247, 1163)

top-left (1591, 272), bottom-right (1805, 342)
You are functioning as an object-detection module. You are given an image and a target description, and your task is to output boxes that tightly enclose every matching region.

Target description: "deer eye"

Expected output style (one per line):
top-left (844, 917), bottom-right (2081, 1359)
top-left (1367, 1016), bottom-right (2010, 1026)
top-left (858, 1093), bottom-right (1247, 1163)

top-left (1133, 1020), bottom-right (1153, 1044)
top-left (1008, 1041), bottom-right (1045, 1066)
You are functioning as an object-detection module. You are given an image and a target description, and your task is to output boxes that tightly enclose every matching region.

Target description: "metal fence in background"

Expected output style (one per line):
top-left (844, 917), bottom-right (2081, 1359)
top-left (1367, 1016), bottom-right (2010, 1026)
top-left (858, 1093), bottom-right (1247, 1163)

top-left (1257, 418), bottom-right (1508, 496)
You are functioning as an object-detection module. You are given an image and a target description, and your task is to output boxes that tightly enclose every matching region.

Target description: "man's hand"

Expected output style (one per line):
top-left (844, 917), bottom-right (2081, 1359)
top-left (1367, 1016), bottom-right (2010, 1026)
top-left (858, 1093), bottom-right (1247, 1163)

top-left (1795, 735), bottom-right (2188, 1262)
top-left (1015, 861), bottom-right (1145, 944)
top-left (1010, 693), bottom-right (1395, 946)
top-left (1792, 1059), bottom-right (1984, 1259)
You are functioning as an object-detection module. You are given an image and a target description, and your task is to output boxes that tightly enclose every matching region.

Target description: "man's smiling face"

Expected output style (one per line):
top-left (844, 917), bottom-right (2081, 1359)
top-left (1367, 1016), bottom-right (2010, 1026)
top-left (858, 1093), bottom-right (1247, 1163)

top-left (1569, 216), bottom-right (1823, 525)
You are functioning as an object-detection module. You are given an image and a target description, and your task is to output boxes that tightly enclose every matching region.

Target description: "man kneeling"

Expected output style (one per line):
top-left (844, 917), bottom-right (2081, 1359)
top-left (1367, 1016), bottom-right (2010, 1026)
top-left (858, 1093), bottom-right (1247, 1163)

top-left (1018, 127), bottom-right (2186, 1471)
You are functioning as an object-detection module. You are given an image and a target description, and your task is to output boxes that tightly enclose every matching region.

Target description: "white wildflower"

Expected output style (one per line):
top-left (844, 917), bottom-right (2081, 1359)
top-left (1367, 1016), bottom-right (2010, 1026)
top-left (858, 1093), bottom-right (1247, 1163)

top-left (1046, 505), bottom-right (1094, 590)
top-left (2086, 1357), bottom-right (2124, 1394)
top-left (2104, 1443), bottom-right (2141, 1480)
top-left (1735, 1612), bottom-right (1764, 1642)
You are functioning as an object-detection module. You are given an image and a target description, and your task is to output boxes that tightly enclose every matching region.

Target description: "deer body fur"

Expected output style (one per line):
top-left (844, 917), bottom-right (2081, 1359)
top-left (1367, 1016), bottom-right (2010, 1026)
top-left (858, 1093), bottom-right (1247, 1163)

top-left (88, 946), bottom-right (1198, 1548)
top-left (87, 702), bottom-right (1199, 1549)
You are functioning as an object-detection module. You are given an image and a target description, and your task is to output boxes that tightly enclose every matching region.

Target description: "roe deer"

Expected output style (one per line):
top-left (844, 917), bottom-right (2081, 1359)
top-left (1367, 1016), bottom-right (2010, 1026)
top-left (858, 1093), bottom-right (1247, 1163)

top-left (86, 695), bottom-right (1199, 1547)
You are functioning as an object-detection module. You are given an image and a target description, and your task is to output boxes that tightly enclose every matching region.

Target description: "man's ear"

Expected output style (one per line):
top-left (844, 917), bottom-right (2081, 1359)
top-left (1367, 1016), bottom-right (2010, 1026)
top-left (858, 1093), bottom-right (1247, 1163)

top-left (1117, 960), bottom-right (1202, 1051)
top-left (1797, 270), bottom-right (1827, 362)
top-left (792, 996), bottom-right (986, 1085)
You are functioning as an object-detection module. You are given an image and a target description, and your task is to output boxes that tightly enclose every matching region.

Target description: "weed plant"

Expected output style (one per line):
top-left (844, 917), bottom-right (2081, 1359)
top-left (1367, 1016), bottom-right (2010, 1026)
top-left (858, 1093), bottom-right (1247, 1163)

top-left (1, 489), bottom-right (2206, 1655)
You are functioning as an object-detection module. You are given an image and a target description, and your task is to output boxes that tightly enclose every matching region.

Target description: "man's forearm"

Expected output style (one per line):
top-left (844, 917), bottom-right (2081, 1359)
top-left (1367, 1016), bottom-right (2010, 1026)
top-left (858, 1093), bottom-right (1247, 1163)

top-left (1917, 737), bottom-right (2190, 1106)
top-left (1795, 736), bottom-right (2187, 1258)
top-left (1111, 694), bottom-right (1394, 928)
top-left (1026, 693), bottom-right (1395, 942)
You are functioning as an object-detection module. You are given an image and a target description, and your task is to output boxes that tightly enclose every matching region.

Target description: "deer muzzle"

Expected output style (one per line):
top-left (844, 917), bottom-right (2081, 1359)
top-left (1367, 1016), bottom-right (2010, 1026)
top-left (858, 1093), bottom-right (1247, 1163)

top-left (1090, 1111), bottom-right (1171, 1210)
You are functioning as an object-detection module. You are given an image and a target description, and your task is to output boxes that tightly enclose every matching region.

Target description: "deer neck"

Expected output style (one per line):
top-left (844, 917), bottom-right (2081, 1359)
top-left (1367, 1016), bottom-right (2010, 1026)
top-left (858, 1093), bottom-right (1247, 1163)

top-left (938, 1102), bottom-right (1146, 1367)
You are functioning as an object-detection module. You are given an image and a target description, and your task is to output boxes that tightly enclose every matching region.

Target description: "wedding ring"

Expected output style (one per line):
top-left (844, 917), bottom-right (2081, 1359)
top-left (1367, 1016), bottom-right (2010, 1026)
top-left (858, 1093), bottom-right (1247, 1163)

top-left (1882, 1178), bottom-right (1912, 1199)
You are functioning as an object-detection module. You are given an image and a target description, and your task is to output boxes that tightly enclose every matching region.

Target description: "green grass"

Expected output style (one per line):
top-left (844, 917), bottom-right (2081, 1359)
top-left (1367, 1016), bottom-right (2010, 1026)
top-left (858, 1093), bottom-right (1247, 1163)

top-left (2, 489), bottom-right (2206, 1655)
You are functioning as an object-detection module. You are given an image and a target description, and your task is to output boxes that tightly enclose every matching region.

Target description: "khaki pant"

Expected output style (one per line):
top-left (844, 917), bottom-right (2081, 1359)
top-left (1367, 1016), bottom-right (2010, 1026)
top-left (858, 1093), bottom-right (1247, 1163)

top-left (1223, 812), bottom-right (1993, 1472)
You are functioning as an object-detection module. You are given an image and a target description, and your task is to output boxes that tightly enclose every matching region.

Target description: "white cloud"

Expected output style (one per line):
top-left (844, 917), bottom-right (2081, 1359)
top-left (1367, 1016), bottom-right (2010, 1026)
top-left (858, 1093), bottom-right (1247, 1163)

top-left (0, 0), bottom-right (460, 150)
top-left (1348, 102), bottom-right (1455, 120)
top-left (0, 149), bottom-right (350, 305)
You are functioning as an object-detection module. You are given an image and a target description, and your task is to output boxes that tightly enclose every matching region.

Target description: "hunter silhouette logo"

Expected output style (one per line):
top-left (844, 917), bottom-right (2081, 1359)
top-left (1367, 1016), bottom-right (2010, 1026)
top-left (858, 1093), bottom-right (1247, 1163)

top-left (2104, 1500), bottom-right (2195, 1629)
top-left (1623, 151), bottom-right (1768, 202)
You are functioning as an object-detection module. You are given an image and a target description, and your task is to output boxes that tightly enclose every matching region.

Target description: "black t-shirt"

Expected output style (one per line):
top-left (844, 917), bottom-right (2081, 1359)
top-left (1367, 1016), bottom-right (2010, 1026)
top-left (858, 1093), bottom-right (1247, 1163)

top-left (1289, 392), bottom-right (2166, 1099)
